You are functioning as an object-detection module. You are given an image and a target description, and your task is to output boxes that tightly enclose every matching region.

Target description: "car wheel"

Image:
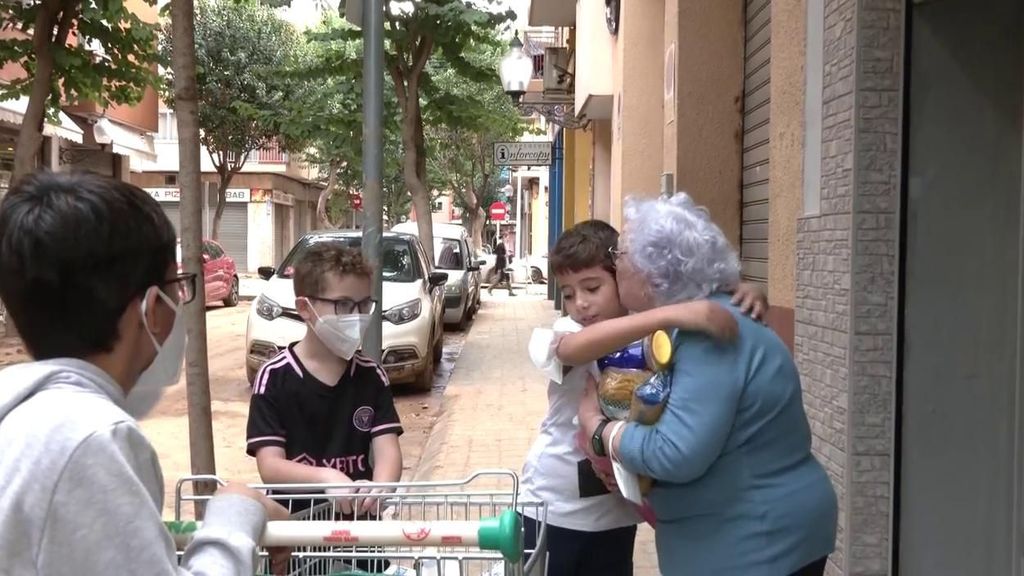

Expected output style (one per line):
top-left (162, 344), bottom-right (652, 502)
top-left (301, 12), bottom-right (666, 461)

top-left (223, 276), bottom-right (240, 307)
top-left (415, 349), bottom-right (435, 391)
top-left (530, 267), bottom-right (545, 284)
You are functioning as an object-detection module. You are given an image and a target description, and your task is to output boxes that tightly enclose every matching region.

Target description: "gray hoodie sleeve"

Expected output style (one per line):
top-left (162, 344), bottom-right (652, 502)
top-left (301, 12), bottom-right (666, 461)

top-left (36, 422), bottom-right (267, 576)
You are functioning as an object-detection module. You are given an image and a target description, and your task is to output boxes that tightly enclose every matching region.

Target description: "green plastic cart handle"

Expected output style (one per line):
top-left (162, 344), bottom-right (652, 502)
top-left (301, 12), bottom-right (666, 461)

top-left (476, 509), bottom-right (523, 562)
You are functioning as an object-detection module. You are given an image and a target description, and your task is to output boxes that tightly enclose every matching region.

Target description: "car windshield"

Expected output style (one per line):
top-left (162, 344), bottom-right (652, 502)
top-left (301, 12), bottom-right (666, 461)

top-left (434, 238), bottom-right (464, 270)
top-left (277, 236), bottom-right (419, 283)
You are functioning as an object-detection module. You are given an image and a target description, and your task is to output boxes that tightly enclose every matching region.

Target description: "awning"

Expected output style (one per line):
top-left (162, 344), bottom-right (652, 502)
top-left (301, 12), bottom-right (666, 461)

top-left (92, 117), bottom-right (157, 165)
top-left (0, 96), bottom-right (85, 144)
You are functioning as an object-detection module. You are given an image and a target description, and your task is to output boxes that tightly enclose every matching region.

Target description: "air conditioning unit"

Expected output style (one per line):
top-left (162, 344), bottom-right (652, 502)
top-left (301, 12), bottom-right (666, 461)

top-left (542, 47), bottom-right (572, 94)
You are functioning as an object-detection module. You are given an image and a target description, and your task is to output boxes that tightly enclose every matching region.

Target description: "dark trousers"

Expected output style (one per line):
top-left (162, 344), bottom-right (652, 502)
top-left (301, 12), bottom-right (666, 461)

top-left (789, 556), bottom-right (828, 576)
top-left (522, 515), bottom-right (636, 576)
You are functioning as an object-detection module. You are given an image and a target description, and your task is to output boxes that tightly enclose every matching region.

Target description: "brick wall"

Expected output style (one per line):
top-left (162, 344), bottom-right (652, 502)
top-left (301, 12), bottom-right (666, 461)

top-left (847, 0), bottom-right (902, 573)
top-left (795, 0), bottom-right (904, 574)
top-left (796, 0), bottom-right (856, 573)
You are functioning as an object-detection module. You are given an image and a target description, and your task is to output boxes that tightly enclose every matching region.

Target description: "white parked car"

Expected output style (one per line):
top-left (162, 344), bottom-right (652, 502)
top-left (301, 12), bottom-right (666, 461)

top-left (508, 254), bottom-right (549, 285)
top-left (391, 222), bottom-right (484, 329)
top-left (245, 230), bottom-right (447, 390)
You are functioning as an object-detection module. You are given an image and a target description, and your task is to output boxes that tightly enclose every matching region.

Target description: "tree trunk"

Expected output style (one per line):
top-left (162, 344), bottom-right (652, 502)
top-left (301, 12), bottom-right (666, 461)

top-left (401, 86), bottom-right (434, 263)
top-left (317, 165), bottom-right (337, 229)
top-left (170, 0), bottom-right (217, 515)
top-left (467, 206), bottom-right (485, 251)
top-left (211, 167), bottom-right (233, 242)
top-left (11, 0), bottom-right (67, 182)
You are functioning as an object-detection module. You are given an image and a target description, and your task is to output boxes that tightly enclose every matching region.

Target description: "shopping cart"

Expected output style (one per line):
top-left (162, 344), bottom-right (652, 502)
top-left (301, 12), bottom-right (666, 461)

top-left (168, 469), bottom-right (547, 576)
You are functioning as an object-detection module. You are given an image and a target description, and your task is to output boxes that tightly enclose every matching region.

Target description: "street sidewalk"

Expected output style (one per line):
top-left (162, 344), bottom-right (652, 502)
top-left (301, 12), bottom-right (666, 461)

top-left (412, 286), bottom-right (660, 576)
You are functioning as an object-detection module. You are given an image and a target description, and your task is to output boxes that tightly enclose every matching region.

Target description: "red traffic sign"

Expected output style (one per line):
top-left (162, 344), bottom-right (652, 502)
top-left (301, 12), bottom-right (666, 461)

top-left (350, 192), bottom-right (363, 211)
top-left (489, 201), bottom-right (508, 222)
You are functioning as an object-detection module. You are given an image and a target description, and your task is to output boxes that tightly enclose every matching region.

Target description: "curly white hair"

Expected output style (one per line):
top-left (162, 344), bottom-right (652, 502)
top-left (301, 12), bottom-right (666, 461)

top-left (622, 192), bottom-right (741, 305)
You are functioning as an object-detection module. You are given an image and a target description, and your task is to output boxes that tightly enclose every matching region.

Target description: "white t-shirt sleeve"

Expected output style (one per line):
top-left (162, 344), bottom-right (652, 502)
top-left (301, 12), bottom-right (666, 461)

top-left (528, 316), bottom-right (583, 385)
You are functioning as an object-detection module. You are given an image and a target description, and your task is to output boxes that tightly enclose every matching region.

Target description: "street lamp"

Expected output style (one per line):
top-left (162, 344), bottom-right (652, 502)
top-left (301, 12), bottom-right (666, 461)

top-left (498, 32), bottom-right (584, 129)
top-left (499, 33), bottom-right (533, 105)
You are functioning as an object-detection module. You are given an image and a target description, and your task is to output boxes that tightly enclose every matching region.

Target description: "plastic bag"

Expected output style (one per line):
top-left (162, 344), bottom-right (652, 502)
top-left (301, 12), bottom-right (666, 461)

top-left (630, 370), bottom-right (671, 425)
top-left (598, 368), bottom-right (652, 420)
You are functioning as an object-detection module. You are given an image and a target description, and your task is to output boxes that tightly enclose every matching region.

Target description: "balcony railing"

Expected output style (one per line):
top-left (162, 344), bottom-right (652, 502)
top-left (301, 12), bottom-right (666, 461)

top-left (225, 142), bottom-right (289, 165)
top-left (252, 142), bottom-right (287, 164)
top-left (524, 29), bottom-right (568, 80)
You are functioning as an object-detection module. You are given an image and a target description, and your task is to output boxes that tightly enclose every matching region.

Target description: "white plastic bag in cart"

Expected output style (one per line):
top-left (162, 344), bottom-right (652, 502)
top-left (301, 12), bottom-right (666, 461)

top-left (413, 558), bottom-right (462, 576)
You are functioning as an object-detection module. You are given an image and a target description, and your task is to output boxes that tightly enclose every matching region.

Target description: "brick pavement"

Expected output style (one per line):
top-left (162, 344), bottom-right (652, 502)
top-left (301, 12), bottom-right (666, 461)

top-left (412, 287), bottom-right (661, 576)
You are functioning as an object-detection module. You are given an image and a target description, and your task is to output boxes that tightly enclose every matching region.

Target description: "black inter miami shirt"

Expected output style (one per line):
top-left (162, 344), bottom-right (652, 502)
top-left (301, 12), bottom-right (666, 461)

top-left (246, 344), bottom-right (404, 490)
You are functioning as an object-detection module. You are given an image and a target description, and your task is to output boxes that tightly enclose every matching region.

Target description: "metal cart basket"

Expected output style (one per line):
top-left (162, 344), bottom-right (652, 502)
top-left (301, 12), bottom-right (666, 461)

top-left (168, 469), bottom-right (547, 576)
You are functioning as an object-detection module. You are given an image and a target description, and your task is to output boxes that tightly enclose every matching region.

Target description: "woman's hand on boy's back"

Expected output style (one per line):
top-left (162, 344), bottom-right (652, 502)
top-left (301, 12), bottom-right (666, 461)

top-left (730, 282), bottom-right (770, 321)
top-left (666, 301), bottom-right (738, 342)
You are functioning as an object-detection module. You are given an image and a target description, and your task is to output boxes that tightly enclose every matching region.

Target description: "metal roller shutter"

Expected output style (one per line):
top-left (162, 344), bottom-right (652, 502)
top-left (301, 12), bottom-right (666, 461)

top-left (218, 203), bottom-right (248, 271)
top-left (740, 0), bottom-right (771, 292)
top-left (163, 202), bottom-right (181, 236)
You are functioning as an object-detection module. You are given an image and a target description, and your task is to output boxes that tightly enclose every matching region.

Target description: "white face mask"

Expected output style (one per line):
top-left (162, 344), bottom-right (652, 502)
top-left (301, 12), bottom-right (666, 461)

top-left (307, 302), bottom-right (370, 360)
top-left (126, 287), bottom-right (186, 418)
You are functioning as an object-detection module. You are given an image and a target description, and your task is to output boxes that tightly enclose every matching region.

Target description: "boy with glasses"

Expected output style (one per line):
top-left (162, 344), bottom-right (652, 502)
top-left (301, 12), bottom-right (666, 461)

top-left (246, 243), bottom-right (403, 518)
top-left (0, 171), bottom-right (288, 575)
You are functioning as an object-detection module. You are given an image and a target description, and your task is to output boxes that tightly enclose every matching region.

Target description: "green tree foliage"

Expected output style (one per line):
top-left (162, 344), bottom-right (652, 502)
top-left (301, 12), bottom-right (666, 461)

top-left (160, 0), bottom-right (299, 240)
top-left (424, 38), bottom-right (526, 250)
top-left (0, 0), bottom-right (161, 179)
top-left (273, 14), bottom-right (408, 228)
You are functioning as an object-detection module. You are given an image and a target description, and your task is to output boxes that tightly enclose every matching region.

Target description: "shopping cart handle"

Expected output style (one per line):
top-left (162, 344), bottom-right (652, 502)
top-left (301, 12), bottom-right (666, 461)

top-left (166, 509), bottom-right (524, 562)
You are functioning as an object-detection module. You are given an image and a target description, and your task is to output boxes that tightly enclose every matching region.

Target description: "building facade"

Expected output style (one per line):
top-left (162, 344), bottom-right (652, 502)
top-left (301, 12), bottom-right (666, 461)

top-left (1, 0), bottom-right (160, 192)
top-left (134, 106), bottom-right (326, 273)
top-left (530, 0), bottom-right (1024, 574)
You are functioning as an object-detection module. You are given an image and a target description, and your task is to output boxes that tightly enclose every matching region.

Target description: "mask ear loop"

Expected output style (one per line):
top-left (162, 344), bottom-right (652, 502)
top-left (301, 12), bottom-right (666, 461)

top-left (139, 286), bottom-right (162, 350)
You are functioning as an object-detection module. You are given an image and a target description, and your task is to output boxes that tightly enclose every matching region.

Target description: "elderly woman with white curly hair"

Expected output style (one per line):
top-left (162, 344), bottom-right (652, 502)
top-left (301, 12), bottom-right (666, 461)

top-left (577, 193), bottom-right (838, 576)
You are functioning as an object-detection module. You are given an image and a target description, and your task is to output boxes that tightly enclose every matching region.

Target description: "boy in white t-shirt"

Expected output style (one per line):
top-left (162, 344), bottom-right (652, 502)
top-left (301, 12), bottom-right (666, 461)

top-left (525, 220), bottom-right (767, 574)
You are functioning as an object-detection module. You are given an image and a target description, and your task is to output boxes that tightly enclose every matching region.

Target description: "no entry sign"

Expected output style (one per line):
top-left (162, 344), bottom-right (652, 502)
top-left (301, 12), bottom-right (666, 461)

top-left (489, 201), bottom-right (508, 222)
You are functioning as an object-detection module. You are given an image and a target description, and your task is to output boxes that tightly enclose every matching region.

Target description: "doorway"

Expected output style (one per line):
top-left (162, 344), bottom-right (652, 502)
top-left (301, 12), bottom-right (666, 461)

top-left (900, 0), bottom-right (1024, 573)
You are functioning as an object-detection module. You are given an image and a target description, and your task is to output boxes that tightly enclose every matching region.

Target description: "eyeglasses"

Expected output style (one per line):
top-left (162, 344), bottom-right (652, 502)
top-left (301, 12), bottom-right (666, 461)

top-left (608, 247), bottom-right (627, 260)
top-left (309, 296), bottom-right (378, 316)
top-left (159, 273), bottom-right (197, 305)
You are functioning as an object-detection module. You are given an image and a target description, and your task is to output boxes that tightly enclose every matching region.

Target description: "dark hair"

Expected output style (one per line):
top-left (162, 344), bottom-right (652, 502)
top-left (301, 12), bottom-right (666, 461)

top-left (549, 219), bottom-right (619, 276)
top-left (0, 171), bottom-right (177, 359)
top-left (293, 243), bottom-right (372, 297)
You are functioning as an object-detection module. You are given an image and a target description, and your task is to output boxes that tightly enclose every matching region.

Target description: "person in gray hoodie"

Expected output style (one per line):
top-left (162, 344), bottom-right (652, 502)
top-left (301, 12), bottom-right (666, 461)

top-left (0, 171), bottom-right (290, 575)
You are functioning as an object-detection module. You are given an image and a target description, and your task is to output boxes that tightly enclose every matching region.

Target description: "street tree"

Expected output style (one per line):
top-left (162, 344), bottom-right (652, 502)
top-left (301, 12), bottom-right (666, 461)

top-left (168, 0), bottom-right (218, 507)
top-left (273, 15), bottom-right (405, 229)
top-left (425, 41), bottom-right (525, 251)
top-left (330, 0), bottom-right (513, 262)
top-left (0, 0), bottom-right (161, 181)
top-left (160, 0), bottom-right (299, 241)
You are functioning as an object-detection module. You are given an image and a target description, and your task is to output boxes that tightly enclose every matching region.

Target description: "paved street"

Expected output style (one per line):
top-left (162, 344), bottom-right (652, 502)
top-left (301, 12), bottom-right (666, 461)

top-left (414, 286), bottom-right (661, 576)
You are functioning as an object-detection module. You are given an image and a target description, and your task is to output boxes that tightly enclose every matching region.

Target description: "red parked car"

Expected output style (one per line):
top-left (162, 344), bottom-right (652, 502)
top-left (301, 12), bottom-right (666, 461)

top-left (176, 239), bottom-right (240, 307)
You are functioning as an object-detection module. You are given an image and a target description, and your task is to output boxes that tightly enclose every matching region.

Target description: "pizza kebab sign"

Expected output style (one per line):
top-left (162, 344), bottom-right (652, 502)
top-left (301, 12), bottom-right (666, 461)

top-left (145, 188), bottom-right (251, 203)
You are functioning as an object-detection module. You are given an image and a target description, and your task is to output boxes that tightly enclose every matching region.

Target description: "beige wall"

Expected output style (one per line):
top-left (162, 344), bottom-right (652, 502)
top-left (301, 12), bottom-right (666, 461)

top-left (766, 0), bottom-right (806, 310)
top-left (609, 0), bottom-right (665, 230)
top-left (575, 0), bottom-right (615, 120)
top-left (667, 0), bottom-right (745, 247)
top-left (592, 120), bottom-right (613, 223)
top-left (572, 128), bottom-right (594, 223)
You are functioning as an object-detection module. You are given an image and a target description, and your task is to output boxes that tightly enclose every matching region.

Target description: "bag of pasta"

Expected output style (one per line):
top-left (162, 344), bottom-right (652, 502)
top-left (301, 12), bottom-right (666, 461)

top-left (596, 330), bottom-right (674, 422)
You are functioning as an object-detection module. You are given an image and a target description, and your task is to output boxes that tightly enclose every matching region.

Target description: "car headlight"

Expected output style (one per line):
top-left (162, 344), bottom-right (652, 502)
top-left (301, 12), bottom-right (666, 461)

top-left (255, 294), bottom-right (283, 321)
top-left (444, 283), bottom-right (462, 295)
top-left (384, 299), bottom-right (421, 325)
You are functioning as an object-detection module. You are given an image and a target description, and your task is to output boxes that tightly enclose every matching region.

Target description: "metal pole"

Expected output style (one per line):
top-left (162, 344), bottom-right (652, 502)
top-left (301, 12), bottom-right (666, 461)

top-left (515, 171), bottom-right (523, 261)
top-left (361, 0), bottom-right (384, 361)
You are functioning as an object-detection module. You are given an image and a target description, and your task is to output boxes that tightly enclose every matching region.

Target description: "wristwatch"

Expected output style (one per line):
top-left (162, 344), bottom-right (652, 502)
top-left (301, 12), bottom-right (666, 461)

top-left (592, 418), bottom-right (612, 458)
